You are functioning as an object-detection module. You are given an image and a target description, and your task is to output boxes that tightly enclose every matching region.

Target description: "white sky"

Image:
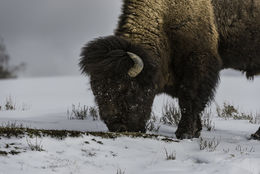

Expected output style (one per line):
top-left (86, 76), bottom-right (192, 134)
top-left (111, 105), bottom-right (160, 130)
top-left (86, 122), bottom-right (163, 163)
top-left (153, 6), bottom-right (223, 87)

top-left (0, 0), bottom-right (122, 77)
top-left (0, 0), bottom-right (244, 77)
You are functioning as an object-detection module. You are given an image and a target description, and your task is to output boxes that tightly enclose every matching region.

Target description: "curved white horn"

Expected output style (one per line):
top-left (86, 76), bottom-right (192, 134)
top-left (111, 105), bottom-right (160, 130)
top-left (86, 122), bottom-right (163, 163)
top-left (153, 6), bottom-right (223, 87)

top-left (127, 52), bottom-right (144, 78)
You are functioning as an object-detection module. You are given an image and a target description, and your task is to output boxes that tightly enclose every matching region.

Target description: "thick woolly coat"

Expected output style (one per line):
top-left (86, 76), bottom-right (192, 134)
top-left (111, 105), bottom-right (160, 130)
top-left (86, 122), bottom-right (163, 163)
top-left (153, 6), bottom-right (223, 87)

top-left (80, 0), bottom-right (260, 138)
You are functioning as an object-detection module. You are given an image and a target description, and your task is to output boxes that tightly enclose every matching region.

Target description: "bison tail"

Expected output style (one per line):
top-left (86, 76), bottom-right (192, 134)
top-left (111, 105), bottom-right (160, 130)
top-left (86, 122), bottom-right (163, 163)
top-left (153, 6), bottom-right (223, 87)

top-left (79, 36), bottom-right (157, 81)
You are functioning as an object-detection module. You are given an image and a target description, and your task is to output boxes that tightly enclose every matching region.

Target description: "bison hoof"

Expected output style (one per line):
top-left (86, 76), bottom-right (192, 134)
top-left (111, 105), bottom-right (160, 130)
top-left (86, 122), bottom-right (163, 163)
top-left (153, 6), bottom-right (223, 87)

top-left (175, 129), bottom-right (201, 140)
top-left (251, 133), bottom-right (260, 140)
top-left (251, 127), bottom-right (260, 140)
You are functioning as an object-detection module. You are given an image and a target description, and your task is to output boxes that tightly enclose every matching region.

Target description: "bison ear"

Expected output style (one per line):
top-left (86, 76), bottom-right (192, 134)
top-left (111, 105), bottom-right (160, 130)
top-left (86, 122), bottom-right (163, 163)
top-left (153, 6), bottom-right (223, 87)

top-left (127, 52), bottom-right (144, 78)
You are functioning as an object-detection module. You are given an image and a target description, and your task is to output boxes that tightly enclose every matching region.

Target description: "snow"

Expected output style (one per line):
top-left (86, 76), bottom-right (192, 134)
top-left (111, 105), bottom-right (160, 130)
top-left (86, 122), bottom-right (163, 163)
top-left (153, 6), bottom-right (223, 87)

top-left (0, 75), bottom-right (260, 174)
top-left (0, 76), bottom-right (107, 132)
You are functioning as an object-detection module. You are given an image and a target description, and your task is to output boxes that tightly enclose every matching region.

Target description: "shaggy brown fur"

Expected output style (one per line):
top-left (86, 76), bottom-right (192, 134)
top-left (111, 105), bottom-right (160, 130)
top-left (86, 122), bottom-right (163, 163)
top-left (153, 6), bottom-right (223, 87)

top-left (80, 0), bottom-right (260, 139)
top-left (213, 0), bottom-right (260, 79)
top-left (212, 0), bottom-right (260, 139)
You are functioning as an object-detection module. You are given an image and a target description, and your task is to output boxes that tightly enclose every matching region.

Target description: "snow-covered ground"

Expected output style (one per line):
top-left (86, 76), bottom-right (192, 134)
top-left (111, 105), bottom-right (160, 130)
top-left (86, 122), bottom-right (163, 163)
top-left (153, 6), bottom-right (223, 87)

top-left (0, 75), bottom-right (260, 174)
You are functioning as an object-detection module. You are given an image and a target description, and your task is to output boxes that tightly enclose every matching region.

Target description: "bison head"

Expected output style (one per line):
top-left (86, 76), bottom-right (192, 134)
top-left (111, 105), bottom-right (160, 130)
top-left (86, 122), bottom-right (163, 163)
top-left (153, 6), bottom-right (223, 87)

top-left (80, 36), bottom-right (158, 132)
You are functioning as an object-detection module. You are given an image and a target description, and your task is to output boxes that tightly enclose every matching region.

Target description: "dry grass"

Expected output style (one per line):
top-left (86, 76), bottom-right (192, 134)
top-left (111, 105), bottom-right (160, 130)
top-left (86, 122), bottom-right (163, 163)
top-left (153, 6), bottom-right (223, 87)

top-left (67, 104), bottom-right (99, 120)
top-left (199, 137), bottom-right (220, 152)
top-left (0, 96), bottom-right (16, 111)
top-left (160, 102), bottom-right (181, 127)
top-left (164, 148), bottom-right (176, 160)
top-left (201, 109), bottom-right (215, 131)
top-left (216, 102), bottom-right (260, 124)
top-left (146, 112), bottom-right (160, 132)
top-left (116, 169), bottom-right (125, 174)
top-left (26, 136), bottom-right (44, 151)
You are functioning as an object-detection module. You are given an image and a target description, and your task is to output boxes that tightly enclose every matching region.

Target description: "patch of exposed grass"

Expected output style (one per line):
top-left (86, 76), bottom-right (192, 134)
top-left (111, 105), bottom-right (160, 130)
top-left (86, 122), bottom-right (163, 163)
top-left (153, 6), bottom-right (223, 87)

top-left (0, 150), bottom-right (8, 156)
top-left (9, 150), bottom-right (21, 155)
top-left (0, 125), bottom-right (180, 143)
top-left (0, 124), bottom-right (82, 139)
top-left (0, 122), bottom-right (25, 138)
top-left (91, 138), bottom-right (104, 145)
top-left (0, 149), bottom-right (21, 156)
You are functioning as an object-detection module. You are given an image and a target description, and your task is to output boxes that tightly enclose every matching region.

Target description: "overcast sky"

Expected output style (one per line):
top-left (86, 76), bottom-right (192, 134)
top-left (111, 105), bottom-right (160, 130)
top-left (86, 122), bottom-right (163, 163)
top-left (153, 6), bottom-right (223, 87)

top-left (0, 0), bottom-right (244, 78)
top-left (0, 0), bottom-right (122, 77)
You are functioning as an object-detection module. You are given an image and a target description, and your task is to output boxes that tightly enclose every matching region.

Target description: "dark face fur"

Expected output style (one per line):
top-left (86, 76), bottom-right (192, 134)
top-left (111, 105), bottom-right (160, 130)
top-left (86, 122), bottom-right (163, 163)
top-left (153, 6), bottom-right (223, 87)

top-left (80, 36), bottom-right (158, 132)
top-left (90, 75), bottom-right (156, 132)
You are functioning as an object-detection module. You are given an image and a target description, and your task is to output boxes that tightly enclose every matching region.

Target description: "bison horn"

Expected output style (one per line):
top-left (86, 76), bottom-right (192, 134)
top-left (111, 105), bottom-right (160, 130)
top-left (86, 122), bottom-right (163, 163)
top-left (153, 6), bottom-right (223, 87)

top-left (127, 52), bottom-right (144, 77)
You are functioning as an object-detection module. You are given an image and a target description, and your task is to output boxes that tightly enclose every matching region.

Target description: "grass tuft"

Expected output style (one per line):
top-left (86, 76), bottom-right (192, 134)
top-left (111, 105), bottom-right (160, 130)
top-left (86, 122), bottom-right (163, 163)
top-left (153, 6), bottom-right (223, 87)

top-left (67, 104), bottom-right (99, 120)
top-left (116, 169), bottom-right (125, 174)
top-left (146, 112), bottom-right (160, 132)
top-left (164, 148), bottom-right (176, 160)
top-left (199, 137), bottom-right (220, 152)
top-left (235, 145), bottom-right (255, 154)
top-left (26, 136), bottom-right (44, 151)
top-left (216, 102), bottom-right (260, 124)
top-left (160, 102), bottom-right (181, 126)
top-left (216, 102), bottom-right (239, 119)
top-left (0, 96), bottom-right (16, 111)
top-left (201, 109), bottom-right (215, 131)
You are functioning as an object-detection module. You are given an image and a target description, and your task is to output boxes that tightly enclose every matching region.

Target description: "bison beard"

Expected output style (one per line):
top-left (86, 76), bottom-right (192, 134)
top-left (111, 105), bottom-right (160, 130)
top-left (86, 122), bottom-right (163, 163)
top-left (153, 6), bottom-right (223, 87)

top-left (80, 0), bottom-right (260, 140)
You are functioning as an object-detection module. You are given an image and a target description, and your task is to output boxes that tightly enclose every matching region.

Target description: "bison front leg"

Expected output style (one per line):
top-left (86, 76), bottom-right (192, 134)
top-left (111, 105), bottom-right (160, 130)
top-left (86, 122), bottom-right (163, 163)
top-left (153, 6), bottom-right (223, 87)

top-left (251, 127), bottom-right (260, 140)
top-left (175, 52), bottom-right (221, 139)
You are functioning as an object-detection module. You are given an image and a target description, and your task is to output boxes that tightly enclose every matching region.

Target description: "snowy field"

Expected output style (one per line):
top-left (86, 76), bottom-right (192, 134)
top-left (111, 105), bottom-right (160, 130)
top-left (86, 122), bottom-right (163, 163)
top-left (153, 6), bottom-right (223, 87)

top-left (0, 75), bottom-right (260, 174)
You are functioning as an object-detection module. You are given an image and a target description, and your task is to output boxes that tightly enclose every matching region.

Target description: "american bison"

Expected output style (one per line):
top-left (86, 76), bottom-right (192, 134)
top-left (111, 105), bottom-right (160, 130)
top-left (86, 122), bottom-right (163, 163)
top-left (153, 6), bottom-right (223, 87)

top-left (80, 0), bottom-right (260, 139)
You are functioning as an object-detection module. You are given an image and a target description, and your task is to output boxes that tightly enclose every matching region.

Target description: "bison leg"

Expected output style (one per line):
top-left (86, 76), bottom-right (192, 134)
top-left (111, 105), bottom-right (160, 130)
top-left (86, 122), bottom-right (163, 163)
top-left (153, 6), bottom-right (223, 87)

top-left (251, 127), bottom-right (260, 140)
top-left (175, 52), bottom-right (221, 139)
